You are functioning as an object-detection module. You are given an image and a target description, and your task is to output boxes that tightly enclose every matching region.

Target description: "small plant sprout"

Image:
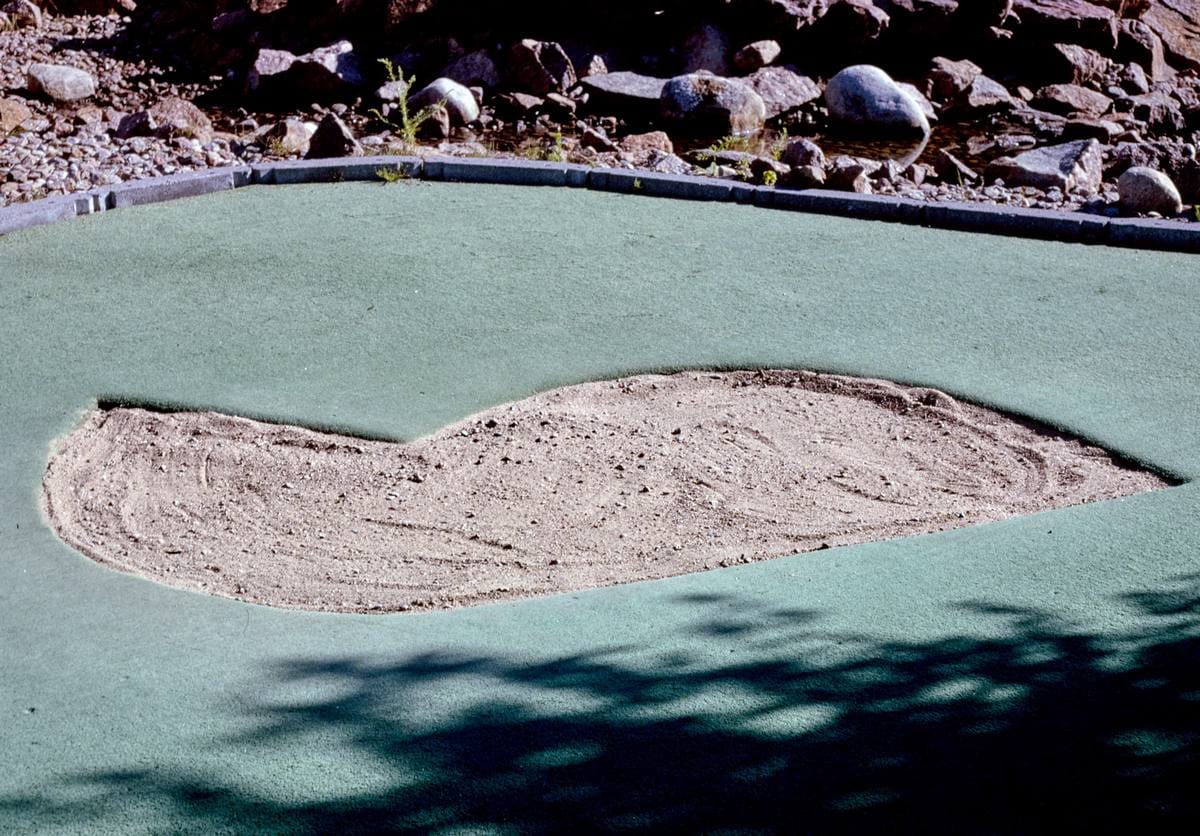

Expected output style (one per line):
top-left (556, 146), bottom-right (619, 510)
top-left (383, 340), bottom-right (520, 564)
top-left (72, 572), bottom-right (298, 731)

top-left (770, 128), bottom-right (789, 161)
top-left (375, 165), bottom-right (411, 184)
top-left (633, 177), bottom-right (643, 191)
top-left (369, 58), bottom-right (446, 151)
top-left (265, 136), bottom-right (289, 158)
top-left (546, 131), bottom-right (565, 163)
top-left (761, 169), bottom-right (778, 187)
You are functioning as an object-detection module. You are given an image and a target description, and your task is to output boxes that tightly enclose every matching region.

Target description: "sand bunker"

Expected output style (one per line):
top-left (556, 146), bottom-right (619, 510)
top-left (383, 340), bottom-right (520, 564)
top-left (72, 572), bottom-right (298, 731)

top-left (43, 370), bottom-right (1168, 613)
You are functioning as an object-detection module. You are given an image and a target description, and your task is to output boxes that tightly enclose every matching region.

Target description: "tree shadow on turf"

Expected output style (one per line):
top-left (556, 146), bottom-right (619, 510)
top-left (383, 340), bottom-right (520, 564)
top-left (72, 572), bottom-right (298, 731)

top-left (5, 574), bottom-right (1200, 832)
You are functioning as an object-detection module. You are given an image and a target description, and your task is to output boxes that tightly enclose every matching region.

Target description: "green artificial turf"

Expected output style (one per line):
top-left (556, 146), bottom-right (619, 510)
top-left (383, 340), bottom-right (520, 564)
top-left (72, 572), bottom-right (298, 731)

top-left (1, 182), bottom-right (1198, 831)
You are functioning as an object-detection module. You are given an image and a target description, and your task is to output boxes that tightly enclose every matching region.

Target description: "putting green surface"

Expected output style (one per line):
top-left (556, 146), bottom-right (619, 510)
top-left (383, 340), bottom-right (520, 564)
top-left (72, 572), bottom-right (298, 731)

top-left (2, 182), bottom-right (1199, 831)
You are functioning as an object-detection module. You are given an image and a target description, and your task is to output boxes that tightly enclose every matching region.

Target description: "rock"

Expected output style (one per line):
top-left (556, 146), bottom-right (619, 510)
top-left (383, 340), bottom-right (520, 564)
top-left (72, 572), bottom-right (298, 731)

top-left (744, 66), bottom-right (822, 119)
top-left (115, 110), bottom-right (154, 139)
top-left (827, 155), bottom-right (874, 193)
top-left (26, 64), bottom-right (96, 103)
top-left (1117, 19), bottom-right (1170, 81)
top-left (148, 97), bottom-right (213, 144)
top-left (509, 39), bottom-right (576, 96)
top-left (441, 50), bottom-right (500, 89)
top-left (1011, 1), bottom-right (1119, 51)
top-left (734, 40), bottom-right (782, 72)
top-left (754, 0), bottom-right (828, 30)
top-left (1118, 62), bottom-right (1150, 94)
top-left (825, 64), bottom-right (930, 135)
top-left (259, 118), bottom-right (310, 155)
top-left (1126, 90), bottom-right (1185, 132)
top-left (1117, 165), bottom-right (1184, 214)
top-left (305, 112), bottom-right (360, 159)
top-left (781, 161), bottom-right (826, 188)
top-left (1050, 43), bottom-right (1112, 84)
top-left (495, 92), bottom-right (543, 119)
top-left (1033, 83), bottom-right (1113, 117)
top-left (580, 71), bottom-right (666, 121)
top-left (659, 72), bottom-right (766, 136)
top-left (580, 125), bottom-right (617, 152)
top-left (0, 96), bottom-right (33, 135)
top-left (1061, 117), bottom-right (1123, 140)
top-left (543, 92), bottom-right (577, 120)
top-left (811, 0), bottom-right (890, 51)
top-left (986, 138), bottom-right (1104, 192)
top-left (682, 24), bottom-right (730, 75)
top-left (409, 78), bottom-right (480, 126)
top-left (779, 137), bottom-right (825, 169)
top-left (923, 57), bottom-right (982, 103)
top-left (618, 131), bottom-right (674, 159)
top-left (246, 41), bottom-right (364, 103)
top-left (959, 73), bottom-right (1018, 112)
top-left (1143, 0), bottom-right (1200, 71)
top-left (416, 104), bottom-right (451, 140)
top-left (2, 0), bottom-right (41, 28)
top-left (376, 80), bottom-right (409, 102)
top-left (933, 148), bottom-right (979, 183)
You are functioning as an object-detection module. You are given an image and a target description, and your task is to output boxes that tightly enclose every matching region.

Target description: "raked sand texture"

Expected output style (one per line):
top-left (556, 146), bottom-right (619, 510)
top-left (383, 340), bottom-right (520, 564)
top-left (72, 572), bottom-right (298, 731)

top-left (44, 371), bottom-right (1167, 613)
top-left (1, 182), bottom-right (1199, 831)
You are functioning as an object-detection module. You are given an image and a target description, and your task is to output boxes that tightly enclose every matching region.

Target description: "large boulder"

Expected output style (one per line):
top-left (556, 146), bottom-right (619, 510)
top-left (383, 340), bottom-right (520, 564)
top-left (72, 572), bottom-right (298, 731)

top-left (986, 138), bottom-right (1104, 192)
top-left (825, 64), bottom-right (930, 135)
top-left (659, 72), bottom-right (767, 136)
top-left (744, 66), bottom-right (822, 119)
top-left (1010, 1), bottom-right (1119, 51)
top-left (580, 71), bottom-right (666, 122)
top-left (245, 41), bottom-right (364, 104)
top-left (1033, 83), bottom-right (1113, 116)
top-left (509, 39), bottom-right (576, 95)
top-left (409, 77), bottom-right (479, 126)
top-left (26, 63), bottom-right (96, 102)
top-left (1143, 0), bottom-right (1200, 71)
top-left (1117, 165), bottom-right (1184, 214)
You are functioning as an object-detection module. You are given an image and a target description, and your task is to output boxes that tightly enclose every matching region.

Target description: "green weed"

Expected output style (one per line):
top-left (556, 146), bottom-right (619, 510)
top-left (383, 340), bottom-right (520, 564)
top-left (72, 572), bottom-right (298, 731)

top-left (369, 58), bottom-right (446, 151)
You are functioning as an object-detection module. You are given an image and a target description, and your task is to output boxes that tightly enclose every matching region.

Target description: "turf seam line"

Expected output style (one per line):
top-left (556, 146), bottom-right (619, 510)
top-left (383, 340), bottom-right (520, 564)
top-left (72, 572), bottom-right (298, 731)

top-left (1, 157), bottom-right (1198, 254)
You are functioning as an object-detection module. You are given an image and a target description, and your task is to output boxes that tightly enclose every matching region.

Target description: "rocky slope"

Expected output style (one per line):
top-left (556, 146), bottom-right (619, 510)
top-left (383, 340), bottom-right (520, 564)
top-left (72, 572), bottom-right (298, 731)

top-left (2, 0), bottom-right (1198, 218)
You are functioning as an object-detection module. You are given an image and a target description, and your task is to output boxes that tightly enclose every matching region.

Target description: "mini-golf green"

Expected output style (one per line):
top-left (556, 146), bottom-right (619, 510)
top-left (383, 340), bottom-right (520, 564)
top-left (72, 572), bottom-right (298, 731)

top-left (2, 181), bottom-right (1199, 831)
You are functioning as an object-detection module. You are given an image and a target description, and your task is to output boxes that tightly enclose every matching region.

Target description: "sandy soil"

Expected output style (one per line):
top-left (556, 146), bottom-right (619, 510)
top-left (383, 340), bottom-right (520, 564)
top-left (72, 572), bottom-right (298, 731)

top-left (41, 370), bottom-right (1169, 613)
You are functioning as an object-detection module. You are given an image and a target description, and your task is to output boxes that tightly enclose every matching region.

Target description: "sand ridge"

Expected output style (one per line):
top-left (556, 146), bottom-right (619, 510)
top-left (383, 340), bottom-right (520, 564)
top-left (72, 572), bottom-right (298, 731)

top-left (41, 370), bottom-right (1169, 613)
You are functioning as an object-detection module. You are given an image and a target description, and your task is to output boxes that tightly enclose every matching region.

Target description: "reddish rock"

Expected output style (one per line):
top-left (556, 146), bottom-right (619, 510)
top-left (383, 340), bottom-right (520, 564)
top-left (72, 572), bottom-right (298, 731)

top-left (1033, 82), bottom-right (1113, 116)
top-left (1050, 43), bottom-right (1113, 83)
top-left (1117, 18), bottom-right (1171, 79)
top-left (1011, 1), bottom-right (1119, 50)
top-left (509, 39), bottom-right (576, 96)
top-left (923, 57), bottom-right (982, 102)
top-left (1144, 0), bottom-right (1200, 71)
top-left (744, 66), bottom-right (822, 119)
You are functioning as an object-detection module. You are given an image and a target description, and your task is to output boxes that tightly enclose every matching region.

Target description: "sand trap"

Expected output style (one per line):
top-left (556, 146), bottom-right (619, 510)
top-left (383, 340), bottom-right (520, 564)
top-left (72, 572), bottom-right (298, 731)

top-left (42, 370), bottom-right (1168, 613)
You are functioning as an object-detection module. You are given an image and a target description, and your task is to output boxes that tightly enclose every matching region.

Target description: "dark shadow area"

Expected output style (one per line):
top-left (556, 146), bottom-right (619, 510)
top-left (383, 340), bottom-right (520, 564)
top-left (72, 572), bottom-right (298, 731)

top-left (5, 574), bottom-right (1200, 832)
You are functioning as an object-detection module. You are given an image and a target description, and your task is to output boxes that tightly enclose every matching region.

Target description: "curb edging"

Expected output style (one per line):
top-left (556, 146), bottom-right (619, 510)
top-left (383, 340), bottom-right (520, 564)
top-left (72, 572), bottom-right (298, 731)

top-left (1, 156), bottom-right (1197, 254)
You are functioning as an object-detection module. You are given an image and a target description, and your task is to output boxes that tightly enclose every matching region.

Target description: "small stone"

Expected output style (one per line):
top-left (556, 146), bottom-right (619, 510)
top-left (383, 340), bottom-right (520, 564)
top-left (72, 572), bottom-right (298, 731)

top-left (733, 40), bottom-right (782, 73)
top-left (1117, 166), bottom-right (1183, 215)
top-left (27, 64), bottom-right (96, 103)
top-left (780, 137), bottom-right (825, 169)
top-left (933, 148), bottom-right (978, 184)
top-left (0, 97), bottom-right (33, 135)
top-left (986, 139), bottom-right (1104, 193)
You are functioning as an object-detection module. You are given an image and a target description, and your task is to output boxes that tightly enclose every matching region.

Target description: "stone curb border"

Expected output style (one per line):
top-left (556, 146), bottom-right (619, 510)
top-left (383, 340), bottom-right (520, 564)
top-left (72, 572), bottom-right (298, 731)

top-left (1, 155), bottom-right (1197, 254)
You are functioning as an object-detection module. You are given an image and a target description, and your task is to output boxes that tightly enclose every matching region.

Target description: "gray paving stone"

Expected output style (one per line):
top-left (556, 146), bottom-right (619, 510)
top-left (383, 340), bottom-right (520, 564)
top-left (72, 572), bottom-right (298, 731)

top-left (106, 167), bottom-right (251, 209)
top-left (588, 169), bottom-right (736, 201)
top-left (253, 157), bottom-right (422, 185)
top-left (429, 158), bottom-right (574, 187)
top-left (1105, 217), bottom-right (1200, 253)
top-left (770, 189), bottom-right (926, 223)
top-left (0, 193), bottom-right (83, 236)
top-left (923, 202), bottom-right (1108, 243)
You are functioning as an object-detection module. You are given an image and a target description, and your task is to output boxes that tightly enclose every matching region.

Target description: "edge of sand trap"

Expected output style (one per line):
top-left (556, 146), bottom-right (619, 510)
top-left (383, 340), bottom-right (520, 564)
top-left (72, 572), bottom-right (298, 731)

top-left (42, 370), bottom-right (1170, 614)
